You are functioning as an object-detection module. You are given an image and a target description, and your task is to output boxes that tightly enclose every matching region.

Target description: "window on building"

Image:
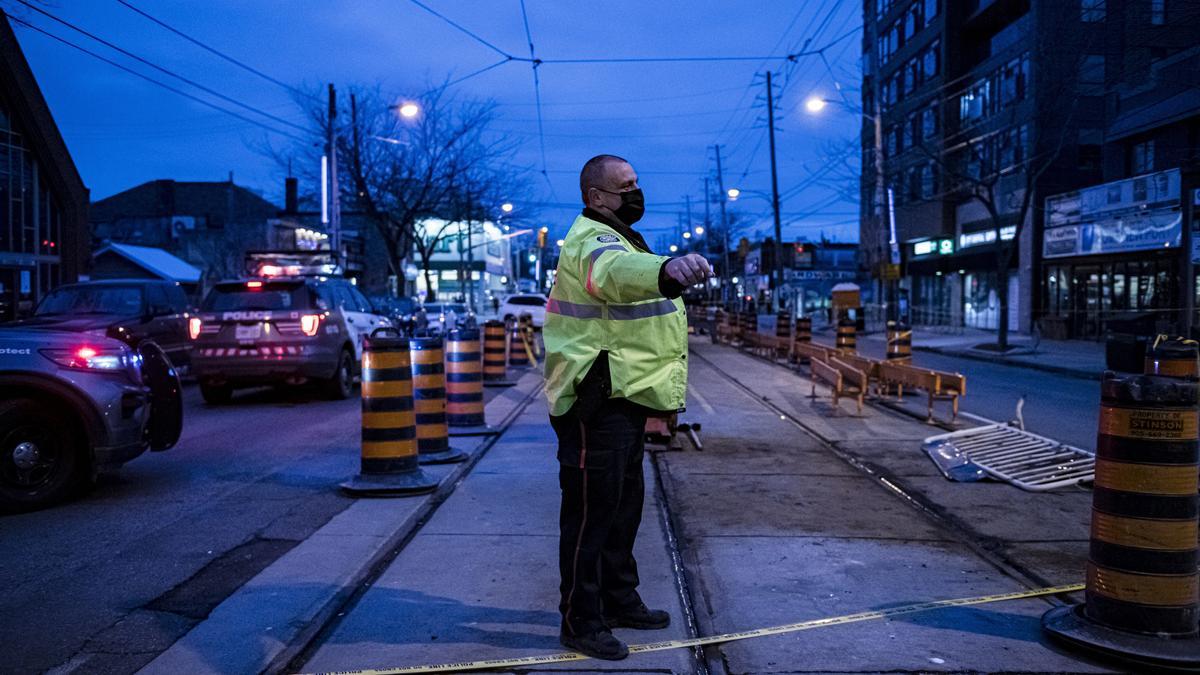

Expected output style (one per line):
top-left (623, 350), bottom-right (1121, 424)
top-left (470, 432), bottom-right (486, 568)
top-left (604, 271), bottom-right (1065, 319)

top-left (921, 104), bottom-right (938, 139)
top-left (1132, 140), bottom-right (1155, 174)
top-left (999, 55), bottom-right (1029, 104)
top-left (905, 59), bottom-right (919, 93)
top-left (904, 5), bottom-right (917, 38)
top-left (1082, 0), bottom-right (1106, 22)
top-left (923, 41), bottom-right (940, 78)
top-left (904, 112), bottom-right (916, 149)
top-left (1151, 0), bottom-right (1165, 24)
top-left (924, 0), bottom-right (938, 21)
top-left (1078, 54), bottom-right (1105, 95)
top-left (921, 162), bottom-right (937, 199)
top-left (959, 78), bottom-right (990, 123)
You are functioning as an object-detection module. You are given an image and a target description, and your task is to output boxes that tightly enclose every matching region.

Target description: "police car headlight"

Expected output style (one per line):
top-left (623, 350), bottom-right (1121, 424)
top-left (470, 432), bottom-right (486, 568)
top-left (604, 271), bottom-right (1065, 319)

top-left (41, 345), bottom-right (136, 375)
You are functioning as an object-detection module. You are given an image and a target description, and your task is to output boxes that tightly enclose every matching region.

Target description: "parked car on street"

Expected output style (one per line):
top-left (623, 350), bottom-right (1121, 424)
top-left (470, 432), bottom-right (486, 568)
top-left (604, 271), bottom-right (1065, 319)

top-left (0, 328), bottom-right (182, 512)
top-left (190, 275), bottom-right (392, 403)
top-left (498, 293), bottom-right (547, 327)
top-left (423, 302), bottom-right (474, 335)
top-left (5, 279), bottom-right (194, 372)
top-left (369, 296), bottom-right (425, 336)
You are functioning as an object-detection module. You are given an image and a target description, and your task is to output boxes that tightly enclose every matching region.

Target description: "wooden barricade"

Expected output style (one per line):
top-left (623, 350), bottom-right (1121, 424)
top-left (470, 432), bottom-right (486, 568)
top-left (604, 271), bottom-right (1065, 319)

top-left (793, 341), bottom-right (832, 364)
top-left (877, 362), bottom-right (966, 423)
top-left (828, 357), bottom-right (868, 414)
top-left (835, 352), bottom-right (882, 396)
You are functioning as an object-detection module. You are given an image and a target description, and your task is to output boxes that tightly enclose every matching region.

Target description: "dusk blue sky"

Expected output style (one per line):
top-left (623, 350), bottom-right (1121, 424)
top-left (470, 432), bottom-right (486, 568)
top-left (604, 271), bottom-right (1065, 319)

top-left (9, 0), bottom-right (863, 246)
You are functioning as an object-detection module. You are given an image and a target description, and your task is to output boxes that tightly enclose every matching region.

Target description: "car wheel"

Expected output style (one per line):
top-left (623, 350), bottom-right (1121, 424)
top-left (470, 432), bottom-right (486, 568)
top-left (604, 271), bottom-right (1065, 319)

top-left (323, 348), bottom-right (354, 400)
top-left (200, 382), bottom-right (233, 405)
top-left (0, 399), bottom-right (87, 513)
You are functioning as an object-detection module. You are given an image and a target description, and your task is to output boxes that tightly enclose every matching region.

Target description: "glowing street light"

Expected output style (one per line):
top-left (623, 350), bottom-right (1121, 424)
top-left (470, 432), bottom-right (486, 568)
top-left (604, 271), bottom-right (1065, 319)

top-left (694, 226), bottom-right (705, 235)
top-left (528, 253), bottom-right (537, 263)
top-left (669, 244), bottom-right (678, 253)
top-left (556, 239), bottom-right (565, 247)
top-left (726, 187), bottom-right (740, 200)
top-left (731, 276), bottom-right (740, 284)
top-left (398, 102), bottom-right (420, 118)
top-left (682, 231), bottom-right (691, 239)
top-left (501, 202), bottom-right (514, 213)
top-left (804, 96), bottom-right (827, 113)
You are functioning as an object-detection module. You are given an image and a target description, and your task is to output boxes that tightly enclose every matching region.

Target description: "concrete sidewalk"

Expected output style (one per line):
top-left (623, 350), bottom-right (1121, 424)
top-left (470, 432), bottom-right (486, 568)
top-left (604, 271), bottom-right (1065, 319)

top-left (854, 326), bottom-right (1106, 380)
top-left (299, 393), bottom-right (696, 674)
top-left (671, 339), bottom-right (1113, 674)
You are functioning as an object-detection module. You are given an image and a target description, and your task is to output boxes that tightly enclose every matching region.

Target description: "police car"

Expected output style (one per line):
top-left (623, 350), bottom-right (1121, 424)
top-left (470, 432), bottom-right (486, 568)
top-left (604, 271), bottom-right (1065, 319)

top-left (0, 328), bottom-right (182, 512)
top-left (189, 270), bottom-right (393, 404)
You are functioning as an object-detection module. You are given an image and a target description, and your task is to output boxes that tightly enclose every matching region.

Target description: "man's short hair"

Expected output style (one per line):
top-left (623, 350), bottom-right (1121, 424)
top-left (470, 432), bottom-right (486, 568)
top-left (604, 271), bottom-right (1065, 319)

top-left (579, 154), bottom-right (628, 204)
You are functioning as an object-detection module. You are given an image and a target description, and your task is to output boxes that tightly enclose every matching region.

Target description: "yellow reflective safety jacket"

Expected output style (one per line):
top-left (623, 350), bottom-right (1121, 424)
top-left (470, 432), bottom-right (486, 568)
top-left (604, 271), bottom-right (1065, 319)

top-left (544, 212), bottom-right (687, 417)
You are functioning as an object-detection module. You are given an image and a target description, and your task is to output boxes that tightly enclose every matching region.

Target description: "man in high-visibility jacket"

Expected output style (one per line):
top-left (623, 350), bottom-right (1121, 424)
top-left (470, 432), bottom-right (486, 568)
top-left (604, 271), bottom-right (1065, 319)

top-left (545, 154), bottom-right (712, 660)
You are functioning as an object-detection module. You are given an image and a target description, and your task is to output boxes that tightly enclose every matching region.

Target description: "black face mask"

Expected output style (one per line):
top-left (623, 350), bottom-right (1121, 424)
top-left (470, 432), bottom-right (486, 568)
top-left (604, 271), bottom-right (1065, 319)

top-left (597, 187), bottom-right (645, 226)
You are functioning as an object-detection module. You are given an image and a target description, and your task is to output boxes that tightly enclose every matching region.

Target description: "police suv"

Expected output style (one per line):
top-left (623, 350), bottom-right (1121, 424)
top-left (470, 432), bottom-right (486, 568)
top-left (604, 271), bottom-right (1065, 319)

top-left (190, 272), bottom-right (392, 404)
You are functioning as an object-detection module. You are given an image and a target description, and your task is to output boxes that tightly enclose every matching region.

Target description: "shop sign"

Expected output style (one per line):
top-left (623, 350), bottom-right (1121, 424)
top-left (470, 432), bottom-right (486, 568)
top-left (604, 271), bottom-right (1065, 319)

top-left (911, 238), bottom-right (953, 257)
top-left (789, 270), bottom-right (858, 281)
top-left (1042, 209), bottom-right (1181, 258)
top-left (958, 225), bottom-right (1017, 249)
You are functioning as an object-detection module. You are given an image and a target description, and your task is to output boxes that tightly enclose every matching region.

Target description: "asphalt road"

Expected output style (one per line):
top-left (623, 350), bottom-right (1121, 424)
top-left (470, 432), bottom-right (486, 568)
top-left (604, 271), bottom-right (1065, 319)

top-left (855, 339), bottom-right (1100, 452)
top-left (0, 381), bottom-right (494, 675)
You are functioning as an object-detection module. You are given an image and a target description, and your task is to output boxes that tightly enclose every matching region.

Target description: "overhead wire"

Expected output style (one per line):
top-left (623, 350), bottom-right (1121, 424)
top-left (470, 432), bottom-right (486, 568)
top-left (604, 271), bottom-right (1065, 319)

top-left (8, 16), bottom-right (311, 143)
top-left (14, 0), bottom-right (312, 134)
top-left (516, 0), bottom-right (555, 200)
top-left (114, 0), bottom-right (319, 103)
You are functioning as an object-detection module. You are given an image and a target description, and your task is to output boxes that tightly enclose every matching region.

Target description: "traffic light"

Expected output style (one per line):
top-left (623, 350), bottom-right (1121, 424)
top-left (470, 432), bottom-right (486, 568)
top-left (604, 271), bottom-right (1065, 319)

top-left (537, 226), bottom-right (548, 248)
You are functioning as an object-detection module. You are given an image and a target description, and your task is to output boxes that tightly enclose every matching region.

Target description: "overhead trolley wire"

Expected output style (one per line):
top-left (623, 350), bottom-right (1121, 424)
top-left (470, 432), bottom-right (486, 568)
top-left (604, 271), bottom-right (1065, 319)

top-left (14, 0), bottom-right (311, 134)
top-left (8, 16), bottom-right (311, 144)
top-left (114, 0), bottom-right (319, 103)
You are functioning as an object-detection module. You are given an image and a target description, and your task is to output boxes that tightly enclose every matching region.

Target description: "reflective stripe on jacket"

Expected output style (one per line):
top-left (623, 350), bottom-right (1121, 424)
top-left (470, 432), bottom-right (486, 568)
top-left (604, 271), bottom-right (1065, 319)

top-left (543, 214), bottom-right (687, 417)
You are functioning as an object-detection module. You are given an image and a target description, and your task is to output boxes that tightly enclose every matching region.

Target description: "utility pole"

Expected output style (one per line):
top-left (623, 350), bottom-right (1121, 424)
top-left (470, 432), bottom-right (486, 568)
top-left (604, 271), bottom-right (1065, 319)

top-left (465, 193), bottom-right (476, 313)
top-left (765, 71), bottom-right (784, 311)
top-left (327, 84), bottom-right (342, 273)
top-left (713, 145), bottom-right (731, 305)
top-left (685, 194), bottom-right (693, 249)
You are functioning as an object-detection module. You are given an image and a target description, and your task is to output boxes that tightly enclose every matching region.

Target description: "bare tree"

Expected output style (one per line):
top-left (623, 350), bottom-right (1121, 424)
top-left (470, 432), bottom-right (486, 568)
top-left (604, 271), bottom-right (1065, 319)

top-left (281, 85), bottom-right (527, 301)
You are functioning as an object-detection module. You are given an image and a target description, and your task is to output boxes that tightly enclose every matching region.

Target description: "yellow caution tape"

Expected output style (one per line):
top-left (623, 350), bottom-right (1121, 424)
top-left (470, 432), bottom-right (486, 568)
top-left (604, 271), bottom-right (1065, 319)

top-left (307, 583), bottom-right (1084, 675)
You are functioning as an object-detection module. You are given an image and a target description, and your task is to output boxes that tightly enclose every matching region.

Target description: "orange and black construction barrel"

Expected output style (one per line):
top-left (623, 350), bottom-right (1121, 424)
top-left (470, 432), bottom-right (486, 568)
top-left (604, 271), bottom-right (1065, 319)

top-left (341, 330), bottom-right (437, 496)
top-left (886, 321), bottom-right (912, 362)
top-left (445, 327), bottom-right (496, 436)
top-left (409, 337), bottom-right (468, 464)
top-left (792, 316), bottom-right (813, 363)
top-left (741, 308), bottom-right (756, 336)
top-left (1145, 335), bottom-right (1199, 379)
top-left (482, 320), bottom-right (514, 387)
top-left (507, 317), bottom-right (529, 367)
top-left (835, 317), bottom-right (856, 354)
top-left (1042, 365), bottom-right (1199, 669)
top-left (775, 311), bottom-right (792, 342)
top-left (519, 312), bottom-right (540, 359)
top-left (728, 310), bottom-right (740, 341)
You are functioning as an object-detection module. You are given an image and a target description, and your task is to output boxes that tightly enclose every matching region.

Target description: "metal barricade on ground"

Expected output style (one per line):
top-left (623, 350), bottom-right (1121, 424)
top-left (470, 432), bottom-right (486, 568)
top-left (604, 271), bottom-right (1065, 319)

top-left (409, 337), bottom-right (467, 465)
top-left (341, 330), bottom-right (437, 496)
top-left (1042, 340), bottom-right (1199, 670)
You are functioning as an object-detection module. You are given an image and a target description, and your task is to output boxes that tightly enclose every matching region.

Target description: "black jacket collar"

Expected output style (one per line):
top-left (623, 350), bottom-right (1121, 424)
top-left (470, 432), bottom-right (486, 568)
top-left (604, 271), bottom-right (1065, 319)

top-left (583, 207), bottom-right (652, 253)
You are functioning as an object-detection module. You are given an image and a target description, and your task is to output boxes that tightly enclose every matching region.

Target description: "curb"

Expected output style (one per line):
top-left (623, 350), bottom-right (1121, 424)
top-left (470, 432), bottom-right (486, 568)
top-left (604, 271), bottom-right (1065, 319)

top-left (137, 370), bottom-right (544, 675)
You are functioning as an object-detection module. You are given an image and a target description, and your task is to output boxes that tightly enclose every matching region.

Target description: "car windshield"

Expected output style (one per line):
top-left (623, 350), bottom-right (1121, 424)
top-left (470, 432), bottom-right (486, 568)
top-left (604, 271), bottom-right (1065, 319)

top-left (36, 286), bottom-right (144, 316)
top-left (507, 296), bottom-right (545, 306)
top-left (202, 282), bottom-right (312, 311)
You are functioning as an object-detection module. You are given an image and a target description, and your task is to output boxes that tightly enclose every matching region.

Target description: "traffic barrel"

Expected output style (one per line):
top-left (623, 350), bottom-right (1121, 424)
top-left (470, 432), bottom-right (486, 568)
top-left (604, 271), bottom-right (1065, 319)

top-left (482, 320), bottom-right (513, 387)
top-left (886, 320), bottom-right (912, 362)
top-left (409, 337), bottom-right (468, 465)
top-left (741, 308), bottom-right (756, 336)
top-left (728, 311), bottom-right (740, 341)
top-left (519, 312), bottom-right (540, 359)
top-left (445, 327), bottom-right (495, 436)
top-left (1042, 366), bottom-right (1199, 669)
top-left (341, 330), bottom-right (437, 496)
top-left (775, 311), bottom-right (792, 341)
top-left (835, 317), bottom-right (856, 354)
top-left (792, 316), bottom-right (812, 364)
top-left (1145, 335), bottom-right (1199, 379)
top-left (507, 317), bottom-right (529, 367)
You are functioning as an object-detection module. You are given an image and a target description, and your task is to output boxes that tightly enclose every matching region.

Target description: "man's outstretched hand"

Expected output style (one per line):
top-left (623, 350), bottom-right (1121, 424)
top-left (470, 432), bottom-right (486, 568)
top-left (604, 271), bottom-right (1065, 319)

top-left (664, 254), bottom-right (714, 287)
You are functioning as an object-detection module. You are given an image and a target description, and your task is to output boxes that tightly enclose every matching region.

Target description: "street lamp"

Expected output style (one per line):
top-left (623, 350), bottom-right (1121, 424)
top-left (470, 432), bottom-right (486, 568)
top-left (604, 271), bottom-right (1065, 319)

top-left (804, 96), bottom-right (827, 113)
top-left (682, 231), bottom-right (691, 239)
top-left (397, 102), bottom-right (420, 118)
top-left (501, 202), bottom-right (514, 213)
top-left (669, 244), bottom-right (678, 253)
top-left (726, 187), bottom-right (741, 201)
top-left (694, 226), bottom-right (705, 235)
top-left (556, 239), bottom-right (565, 247)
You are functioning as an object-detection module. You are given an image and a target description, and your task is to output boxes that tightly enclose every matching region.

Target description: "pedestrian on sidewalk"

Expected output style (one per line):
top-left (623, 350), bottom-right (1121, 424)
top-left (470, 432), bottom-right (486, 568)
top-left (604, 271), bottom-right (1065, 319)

top-left (543, 154), bottom-right (712, 660)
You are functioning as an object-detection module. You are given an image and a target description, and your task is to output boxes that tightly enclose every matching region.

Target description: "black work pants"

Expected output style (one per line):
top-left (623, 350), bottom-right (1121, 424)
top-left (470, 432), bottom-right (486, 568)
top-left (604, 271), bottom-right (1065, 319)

top-left (551, 399), bottom-right (647, 636)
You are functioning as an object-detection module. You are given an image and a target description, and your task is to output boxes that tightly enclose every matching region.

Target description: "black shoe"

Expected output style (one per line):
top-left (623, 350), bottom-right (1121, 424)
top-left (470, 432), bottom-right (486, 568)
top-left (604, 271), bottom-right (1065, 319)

top-left (604, 603), bottom-right (671, 630)
top-left (560, 630), bottom-right (629, 660)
